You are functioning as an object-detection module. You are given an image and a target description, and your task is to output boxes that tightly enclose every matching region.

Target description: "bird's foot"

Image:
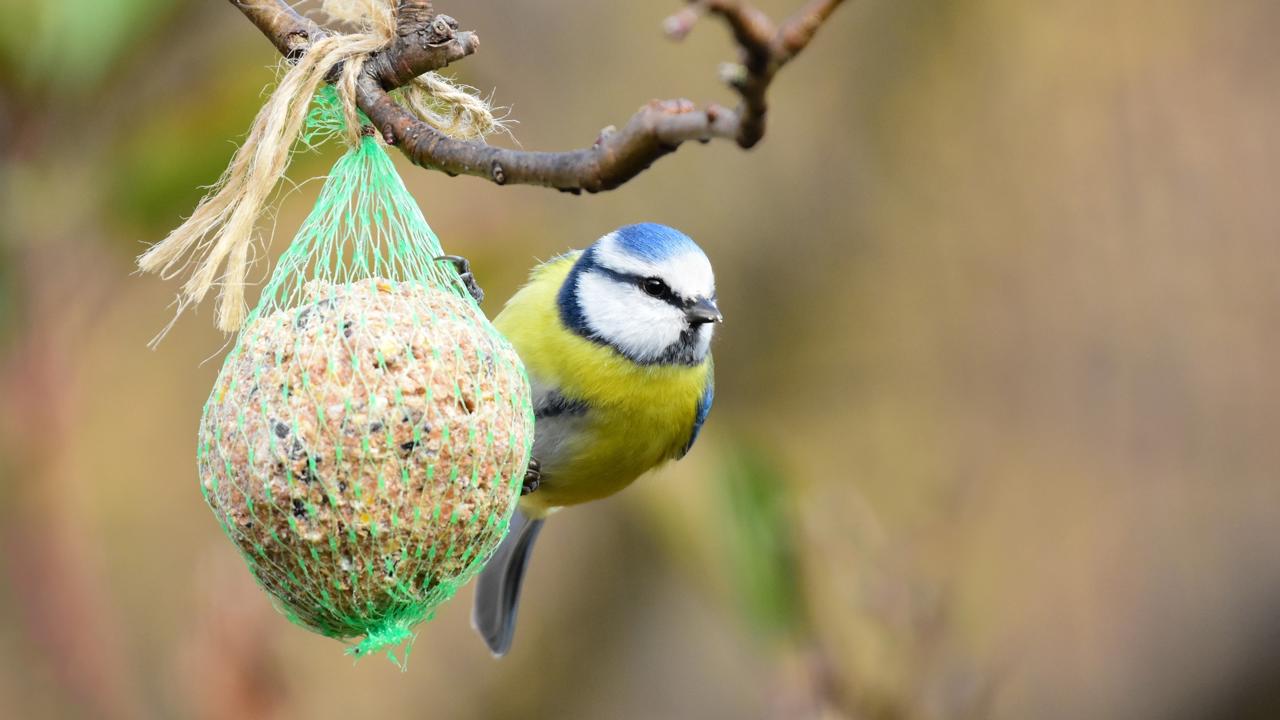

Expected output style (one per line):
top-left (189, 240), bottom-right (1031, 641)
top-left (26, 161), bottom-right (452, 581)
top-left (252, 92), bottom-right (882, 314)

top-left (521, 457), bottom-right (541, 495)
top-left (436, 255), bottom-right (485, 304)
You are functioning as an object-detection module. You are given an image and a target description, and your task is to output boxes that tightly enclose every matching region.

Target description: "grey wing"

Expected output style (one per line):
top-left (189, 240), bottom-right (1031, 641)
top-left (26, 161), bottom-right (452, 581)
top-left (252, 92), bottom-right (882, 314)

top-left (471, 508), bottom-right (545, 657)
top-left (528, 381), bottom-right (590, 475)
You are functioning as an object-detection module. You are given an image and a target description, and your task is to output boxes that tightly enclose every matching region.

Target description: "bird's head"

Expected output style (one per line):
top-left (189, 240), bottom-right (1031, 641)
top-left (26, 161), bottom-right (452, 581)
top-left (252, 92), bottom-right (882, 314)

top-left (558, 223), bottom-right (721, 366)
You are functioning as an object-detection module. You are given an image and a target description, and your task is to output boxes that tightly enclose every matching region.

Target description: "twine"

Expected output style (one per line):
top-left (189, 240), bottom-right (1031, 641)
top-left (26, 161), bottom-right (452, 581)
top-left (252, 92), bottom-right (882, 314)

top-left (138, 0), bottom-right (506, 339)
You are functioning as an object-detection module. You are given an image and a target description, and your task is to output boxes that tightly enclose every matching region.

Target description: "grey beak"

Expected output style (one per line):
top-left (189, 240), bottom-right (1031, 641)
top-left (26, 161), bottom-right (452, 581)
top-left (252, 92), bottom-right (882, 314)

top-left (686, 297), bottom-right (723, 325)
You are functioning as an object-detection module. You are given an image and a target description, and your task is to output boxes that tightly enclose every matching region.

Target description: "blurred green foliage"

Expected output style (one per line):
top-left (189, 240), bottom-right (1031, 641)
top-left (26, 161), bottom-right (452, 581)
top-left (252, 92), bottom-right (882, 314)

top-left (0, 0), bottom-right (172, 94)
top-left (108, 71), bottom-right (273, 236)
top-left (719, 442), bottom-right (807, 647)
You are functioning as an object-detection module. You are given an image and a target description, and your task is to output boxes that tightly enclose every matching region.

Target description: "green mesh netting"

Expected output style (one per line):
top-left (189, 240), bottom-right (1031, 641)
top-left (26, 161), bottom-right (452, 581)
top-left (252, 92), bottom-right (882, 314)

top-left (197, 88), bottom-right (534, 664)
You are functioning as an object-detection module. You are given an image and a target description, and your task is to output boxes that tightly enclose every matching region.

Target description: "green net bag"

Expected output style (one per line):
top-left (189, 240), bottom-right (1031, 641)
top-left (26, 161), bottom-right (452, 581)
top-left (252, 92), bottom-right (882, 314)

top-left (194, 88), bottom-right (533, 662)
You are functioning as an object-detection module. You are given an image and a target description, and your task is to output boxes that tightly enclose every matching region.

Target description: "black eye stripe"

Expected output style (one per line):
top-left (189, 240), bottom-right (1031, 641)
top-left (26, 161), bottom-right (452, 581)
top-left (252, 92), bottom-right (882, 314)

top-left (590, 266), bottom-right (686, 309)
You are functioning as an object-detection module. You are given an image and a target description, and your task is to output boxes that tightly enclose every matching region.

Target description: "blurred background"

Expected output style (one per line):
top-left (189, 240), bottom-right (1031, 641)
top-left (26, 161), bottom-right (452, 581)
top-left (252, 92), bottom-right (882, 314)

top-left (2, 0), bottom-right (1280, 718)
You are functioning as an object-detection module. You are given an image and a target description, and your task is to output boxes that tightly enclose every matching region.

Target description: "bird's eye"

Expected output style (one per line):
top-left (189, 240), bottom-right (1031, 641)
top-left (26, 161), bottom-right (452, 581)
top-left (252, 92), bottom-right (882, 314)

top-left (642, 277), bottom-right (668, 298)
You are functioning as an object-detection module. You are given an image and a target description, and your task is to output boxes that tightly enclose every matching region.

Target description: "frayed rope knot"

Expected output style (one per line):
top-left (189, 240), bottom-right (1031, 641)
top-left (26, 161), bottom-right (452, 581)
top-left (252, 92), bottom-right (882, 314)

top-left (137, 0), bottom-right (508, 344)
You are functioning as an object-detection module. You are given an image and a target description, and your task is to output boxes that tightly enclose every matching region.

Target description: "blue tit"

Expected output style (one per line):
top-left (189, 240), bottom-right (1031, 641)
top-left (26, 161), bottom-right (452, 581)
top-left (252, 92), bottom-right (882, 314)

top-left (472, 223), bottom-right (721, 656)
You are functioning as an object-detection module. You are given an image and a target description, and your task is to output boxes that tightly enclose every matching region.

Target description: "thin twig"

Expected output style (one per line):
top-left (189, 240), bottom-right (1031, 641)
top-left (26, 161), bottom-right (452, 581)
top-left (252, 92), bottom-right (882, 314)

top-left (229, 0), bottom-right (846, 192)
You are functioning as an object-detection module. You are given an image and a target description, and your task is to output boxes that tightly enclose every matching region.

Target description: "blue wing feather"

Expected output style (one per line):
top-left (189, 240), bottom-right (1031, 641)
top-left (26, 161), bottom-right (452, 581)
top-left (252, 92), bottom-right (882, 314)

top-left (680, 361), bottom-right (715, 458)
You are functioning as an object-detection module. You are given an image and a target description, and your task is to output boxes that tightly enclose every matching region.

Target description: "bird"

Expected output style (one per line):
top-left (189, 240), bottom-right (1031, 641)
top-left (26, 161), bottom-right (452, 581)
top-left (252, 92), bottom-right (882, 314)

top-left (470, 222), bottom-right (721, 657)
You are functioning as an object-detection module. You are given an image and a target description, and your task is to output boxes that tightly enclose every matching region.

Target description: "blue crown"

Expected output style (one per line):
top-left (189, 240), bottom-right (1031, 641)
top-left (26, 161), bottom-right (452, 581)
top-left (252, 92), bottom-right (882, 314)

top-left (611, 223), bottom-right (702, 262)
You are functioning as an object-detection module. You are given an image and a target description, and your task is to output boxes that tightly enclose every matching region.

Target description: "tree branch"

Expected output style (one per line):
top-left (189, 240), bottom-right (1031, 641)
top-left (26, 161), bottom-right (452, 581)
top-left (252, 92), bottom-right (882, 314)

top-left (230, 0), bottom-right (322, 59)
top-left (229, 1), bottom-right (477, 79)
top-left (230, 0), bottom-right (846, 192)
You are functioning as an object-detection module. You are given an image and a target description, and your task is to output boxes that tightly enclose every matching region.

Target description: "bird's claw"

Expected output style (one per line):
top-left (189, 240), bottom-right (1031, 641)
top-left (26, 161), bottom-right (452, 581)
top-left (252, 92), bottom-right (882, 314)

top-left (436, 254), bottom-right (485, 304)
top-left (521, 457), bottom-right (541, 495)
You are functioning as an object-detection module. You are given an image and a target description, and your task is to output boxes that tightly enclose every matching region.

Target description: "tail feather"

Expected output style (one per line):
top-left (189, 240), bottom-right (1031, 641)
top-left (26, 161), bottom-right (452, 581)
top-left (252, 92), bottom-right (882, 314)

top-left (471, 509), bottom-right (544, 657)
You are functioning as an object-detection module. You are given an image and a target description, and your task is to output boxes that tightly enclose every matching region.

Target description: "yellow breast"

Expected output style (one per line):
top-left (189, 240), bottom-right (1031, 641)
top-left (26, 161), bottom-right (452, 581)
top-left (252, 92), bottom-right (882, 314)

top-left (495, 254), bottom-right (710, 513)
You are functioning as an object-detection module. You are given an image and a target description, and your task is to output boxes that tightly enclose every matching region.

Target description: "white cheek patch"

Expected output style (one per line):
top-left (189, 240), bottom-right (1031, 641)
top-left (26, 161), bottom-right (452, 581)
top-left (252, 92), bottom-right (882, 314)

top-left (577, 271), bottom-right (685, 361)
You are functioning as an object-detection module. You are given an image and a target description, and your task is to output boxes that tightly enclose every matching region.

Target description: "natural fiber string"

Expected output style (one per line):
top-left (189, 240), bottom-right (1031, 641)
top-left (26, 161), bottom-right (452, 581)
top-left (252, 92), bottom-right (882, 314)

top-left (137, 0), bottom-right (507, 342)
top-left (399, 74), bottom-right (511, 142)
top-left (324, 0), bottom-right (509, 141)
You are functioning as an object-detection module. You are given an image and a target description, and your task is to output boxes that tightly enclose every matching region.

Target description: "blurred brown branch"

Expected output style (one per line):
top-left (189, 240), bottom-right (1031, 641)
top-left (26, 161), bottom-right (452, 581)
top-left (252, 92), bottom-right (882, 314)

top-left (230, 0), bottom-right (846, 192)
